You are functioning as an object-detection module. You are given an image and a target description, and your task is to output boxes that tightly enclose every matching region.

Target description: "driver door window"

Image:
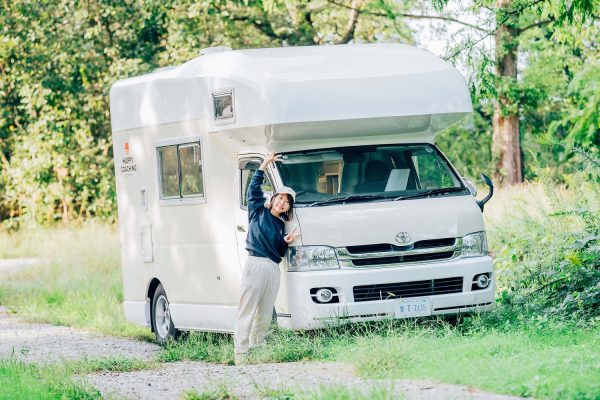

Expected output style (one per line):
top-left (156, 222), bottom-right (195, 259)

top-left (240, 160), bottom-right (274, 209)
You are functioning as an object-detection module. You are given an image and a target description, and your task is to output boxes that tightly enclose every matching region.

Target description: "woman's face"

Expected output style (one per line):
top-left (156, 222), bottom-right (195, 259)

top-left (271, 193), bottom-right (291, 214)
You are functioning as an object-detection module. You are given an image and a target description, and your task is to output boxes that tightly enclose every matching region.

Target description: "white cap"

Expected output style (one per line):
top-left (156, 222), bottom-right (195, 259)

top-left (275, 186), bottom-right (296, 202)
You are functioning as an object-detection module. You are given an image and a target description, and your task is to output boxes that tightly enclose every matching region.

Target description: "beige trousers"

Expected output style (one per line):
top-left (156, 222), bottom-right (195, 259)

top-left (234, 256), bottom-right (280, 355)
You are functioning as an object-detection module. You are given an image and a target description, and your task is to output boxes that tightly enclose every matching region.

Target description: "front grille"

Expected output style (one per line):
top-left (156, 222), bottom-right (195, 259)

top-left (353, 277), bottom-right (463, 302)
top-left (352, 251), bottom-right (455, 266)
top-left (346, 238), bottom-right (455, 254)
top-left (414, 238), bottom-right (455, 249)
top-left (346, 243), bottom-right (395, 253)
top-left (337, 237), bottom-right (460, 269)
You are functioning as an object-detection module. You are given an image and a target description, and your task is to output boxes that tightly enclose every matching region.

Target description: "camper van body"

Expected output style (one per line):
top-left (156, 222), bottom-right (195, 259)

top-left (110, 44), bottom-right (494, 337)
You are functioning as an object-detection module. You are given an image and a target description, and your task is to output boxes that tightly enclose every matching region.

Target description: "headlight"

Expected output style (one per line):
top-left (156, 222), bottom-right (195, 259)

top-left (287, 246), bottom-right (340, 272)
top-left (461, 231), bottom-right (488, 258)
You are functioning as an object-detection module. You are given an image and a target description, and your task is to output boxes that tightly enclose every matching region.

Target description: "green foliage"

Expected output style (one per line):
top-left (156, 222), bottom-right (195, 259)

top-left (0, 0), bottom-right (597, 223)
top-left (0, 358), bottom-right (101, 400)
top-left (441, 0), bottom-right (599, 181)
top-left (68, 356), bottom-right (157, 374)
top-left (549, 65), bottom-right (600, 152)
top-left (182, 385), bottom-right (237, 400)
top-left (436, 108), bottom-right (493, 181)
top-left (0, 1), bottom-right (165, 226)
top-left (183, 384), bottom-right (401, 400)
top-left (0, 0), bottom-right (415, 227)
top-left (160, 331), bottom-right (234, 364)
top-left (488, 148), bottom-right (600, 320)
top-left (344, 325), bottom-right (600, 399)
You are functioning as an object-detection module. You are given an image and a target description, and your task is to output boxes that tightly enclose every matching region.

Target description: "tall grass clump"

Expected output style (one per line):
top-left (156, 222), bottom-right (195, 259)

top-left (485, 147), bottom-right (599, 325)
top-left (344, 323), bottom-right (600, 399)
top-left (0, 358), bottom-right (101, 400)
top-left (0, 222), bottom-right (149, 338)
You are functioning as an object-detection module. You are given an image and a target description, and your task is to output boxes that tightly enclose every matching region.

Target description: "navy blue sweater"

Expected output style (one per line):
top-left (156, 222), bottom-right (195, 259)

top-left (246, 170), bottom-right (288, 264)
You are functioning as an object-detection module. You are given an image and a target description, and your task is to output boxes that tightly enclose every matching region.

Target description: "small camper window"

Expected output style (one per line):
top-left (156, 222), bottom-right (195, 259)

top-left (157, 141), bottom-right (205, 202)
top-left (158, 146), bottom-right (180, 198)
top-left (179, 144), bottom-right (203, 196)
top-left (212, 89), bottom-right (234, 122)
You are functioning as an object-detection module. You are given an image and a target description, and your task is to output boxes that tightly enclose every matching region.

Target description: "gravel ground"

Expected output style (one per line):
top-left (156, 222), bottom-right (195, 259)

top-left (0, 310), bottom-right (524, 400)
top-left (0, 309), bottom-right (159, 363)
top-left (0, 258), bottom-right (523, 399)
top-left (86, 361), bottom-right (522, 400)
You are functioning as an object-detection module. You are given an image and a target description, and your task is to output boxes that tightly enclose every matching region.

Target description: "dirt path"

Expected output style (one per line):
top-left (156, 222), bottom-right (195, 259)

top-left (0, 258), bottom-right (42, 274)
top-left (0, 309), bottom-right (159, 363)
top-left (87, 361), bottom-right (522, 400)
top-left (0, 309), bottom-right (524, 400)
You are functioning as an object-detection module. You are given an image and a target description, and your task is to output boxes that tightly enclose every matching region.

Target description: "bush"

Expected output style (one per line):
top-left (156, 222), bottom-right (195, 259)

top-left (488, 147), bottom-right (599, 322)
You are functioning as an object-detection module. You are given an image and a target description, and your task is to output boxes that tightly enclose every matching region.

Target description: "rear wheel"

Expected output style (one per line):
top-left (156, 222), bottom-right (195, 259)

top-left (151, 283), bottom-right (179, 345)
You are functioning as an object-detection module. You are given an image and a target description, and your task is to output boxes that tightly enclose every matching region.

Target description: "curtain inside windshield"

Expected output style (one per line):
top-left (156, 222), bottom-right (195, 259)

top-left (277, 145), bottom-right (461, 204)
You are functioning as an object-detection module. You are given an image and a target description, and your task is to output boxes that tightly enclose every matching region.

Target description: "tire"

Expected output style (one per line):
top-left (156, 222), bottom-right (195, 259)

top-left (151, 283), bottom-right (179, 345)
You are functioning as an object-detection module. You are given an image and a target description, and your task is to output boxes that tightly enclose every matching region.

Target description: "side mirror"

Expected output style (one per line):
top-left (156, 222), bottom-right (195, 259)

top-left (476, 174), bottom-right (494, 212)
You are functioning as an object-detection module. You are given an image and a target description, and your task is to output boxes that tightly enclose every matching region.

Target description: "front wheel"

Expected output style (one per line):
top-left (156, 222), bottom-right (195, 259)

top-left (151, 283), bottom-right (179, 345)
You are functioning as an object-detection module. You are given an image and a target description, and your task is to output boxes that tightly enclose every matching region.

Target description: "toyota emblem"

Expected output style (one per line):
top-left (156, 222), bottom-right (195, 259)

top-left (395, 232), bottom-right (411, 244)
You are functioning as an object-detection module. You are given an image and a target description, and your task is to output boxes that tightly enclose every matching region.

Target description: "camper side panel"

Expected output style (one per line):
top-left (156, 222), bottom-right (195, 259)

top-left (113, 119), bottom-right (241, 331)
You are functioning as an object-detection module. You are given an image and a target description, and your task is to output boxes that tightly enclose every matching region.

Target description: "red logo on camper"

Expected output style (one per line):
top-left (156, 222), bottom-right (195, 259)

top-left (124, 142), bottom-right (130, 155)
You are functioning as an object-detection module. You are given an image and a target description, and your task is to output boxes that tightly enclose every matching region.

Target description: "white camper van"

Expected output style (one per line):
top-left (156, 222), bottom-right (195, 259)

top-left (110, 44), bottom-right (495, 343)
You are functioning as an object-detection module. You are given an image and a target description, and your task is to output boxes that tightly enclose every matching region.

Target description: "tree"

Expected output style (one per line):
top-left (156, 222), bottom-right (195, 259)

top-left (2, 0), bottom-right (596, 225)
top-left (441, 0), bottom-right (598, 184)
top-left (0, 1), bottom-right (167, 224)
top-left (0, 0), bottom-right (412, 225)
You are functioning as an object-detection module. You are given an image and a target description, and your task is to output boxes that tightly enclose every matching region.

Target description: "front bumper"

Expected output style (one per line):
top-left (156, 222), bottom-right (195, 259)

top-left (277, 255), bottom-right (494, 330)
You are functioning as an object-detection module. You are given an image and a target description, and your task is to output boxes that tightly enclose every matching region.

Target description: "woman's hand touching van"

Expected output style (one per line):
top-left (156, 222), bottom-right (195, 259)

top-left (284, 227), bottom-right (300, 244)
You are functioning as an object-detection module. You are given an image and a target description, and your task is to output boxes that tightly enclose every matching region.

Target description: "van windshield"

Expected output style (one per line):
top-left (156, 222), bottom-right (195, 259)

top-left (277, 144), bottom-right (466, 206)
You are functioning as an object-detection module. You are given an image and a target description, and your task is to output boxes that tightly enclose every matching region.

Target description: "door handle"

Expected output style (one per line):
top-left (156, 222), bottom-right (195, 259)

top-left (237, 225), bottom-right (246, 232)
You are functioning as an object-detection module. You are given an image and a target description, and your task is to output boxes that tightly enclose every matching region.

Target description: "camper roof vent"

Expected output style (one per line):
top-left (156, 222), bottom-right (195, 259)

top-left (200, 46), bottom-right (232, 56)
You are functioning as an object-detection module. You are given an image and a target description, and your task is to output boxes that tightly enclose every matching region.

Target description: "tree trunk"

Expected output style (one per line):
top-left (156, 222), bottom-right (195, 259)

top-left (338, 0), bottom-right (363, 44)
top-left (492, 0), bottom-right (523, 185)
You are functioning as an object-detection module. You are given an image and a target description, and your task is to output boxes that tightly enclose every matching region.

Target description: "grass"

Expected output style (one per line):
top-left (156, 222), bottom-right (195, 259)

top-left (1, 181), bottom-right (599, 399)
top-left (255, 385), bottom-right (401, 400)
top-left (0, 358), bottom-right (101, 400)
top-left (67, 356), bottom-right (158, 374)
top-left (344, 322), bottom-right (600, 399)
top-left (0, 222), bottom-right (151, 339)
top-left (182, 385), bottom-right (235, 400)
top-left (158, 317), bottom-right (600, 399)
top-left (0, 356), bottom-right (156, 399)
top-left (159, 326), bottom-right (352, 365)
top-left (183, 384), bottom-right (401, 400)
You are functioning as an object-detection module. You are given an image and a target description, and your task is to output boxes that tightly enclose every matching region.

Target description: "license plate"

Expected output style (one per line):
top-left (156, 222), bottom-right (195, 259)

top-left (396, 298), bottom-right (431, 318)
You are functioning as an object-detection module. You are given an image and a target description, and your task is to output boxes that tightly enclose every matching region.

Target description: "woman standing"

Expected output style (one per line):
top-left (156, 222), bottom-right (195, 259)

top-left (234, 153), bottom-right (298, 365)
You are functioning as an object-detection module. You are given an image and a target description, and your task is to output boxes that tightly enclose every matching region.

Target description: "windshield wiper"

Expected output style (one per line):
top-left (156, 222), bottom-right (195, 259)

top-left (394, 187), bottom-right (466, 201)
top-left (307, 194), bottom-right (387, 207)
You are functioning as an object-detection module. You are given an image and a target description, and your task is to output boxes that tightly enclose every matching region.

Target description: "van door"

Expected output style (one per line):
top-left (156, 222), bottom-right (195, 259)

top-left (234, 157), bottom-right (274, 271)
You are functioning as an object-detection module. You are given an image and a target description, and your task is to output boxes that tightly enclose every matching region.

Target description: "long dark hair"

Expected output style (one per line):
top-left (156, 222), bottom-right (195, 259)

top-left (269, 193), bottom-right (294, 221)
